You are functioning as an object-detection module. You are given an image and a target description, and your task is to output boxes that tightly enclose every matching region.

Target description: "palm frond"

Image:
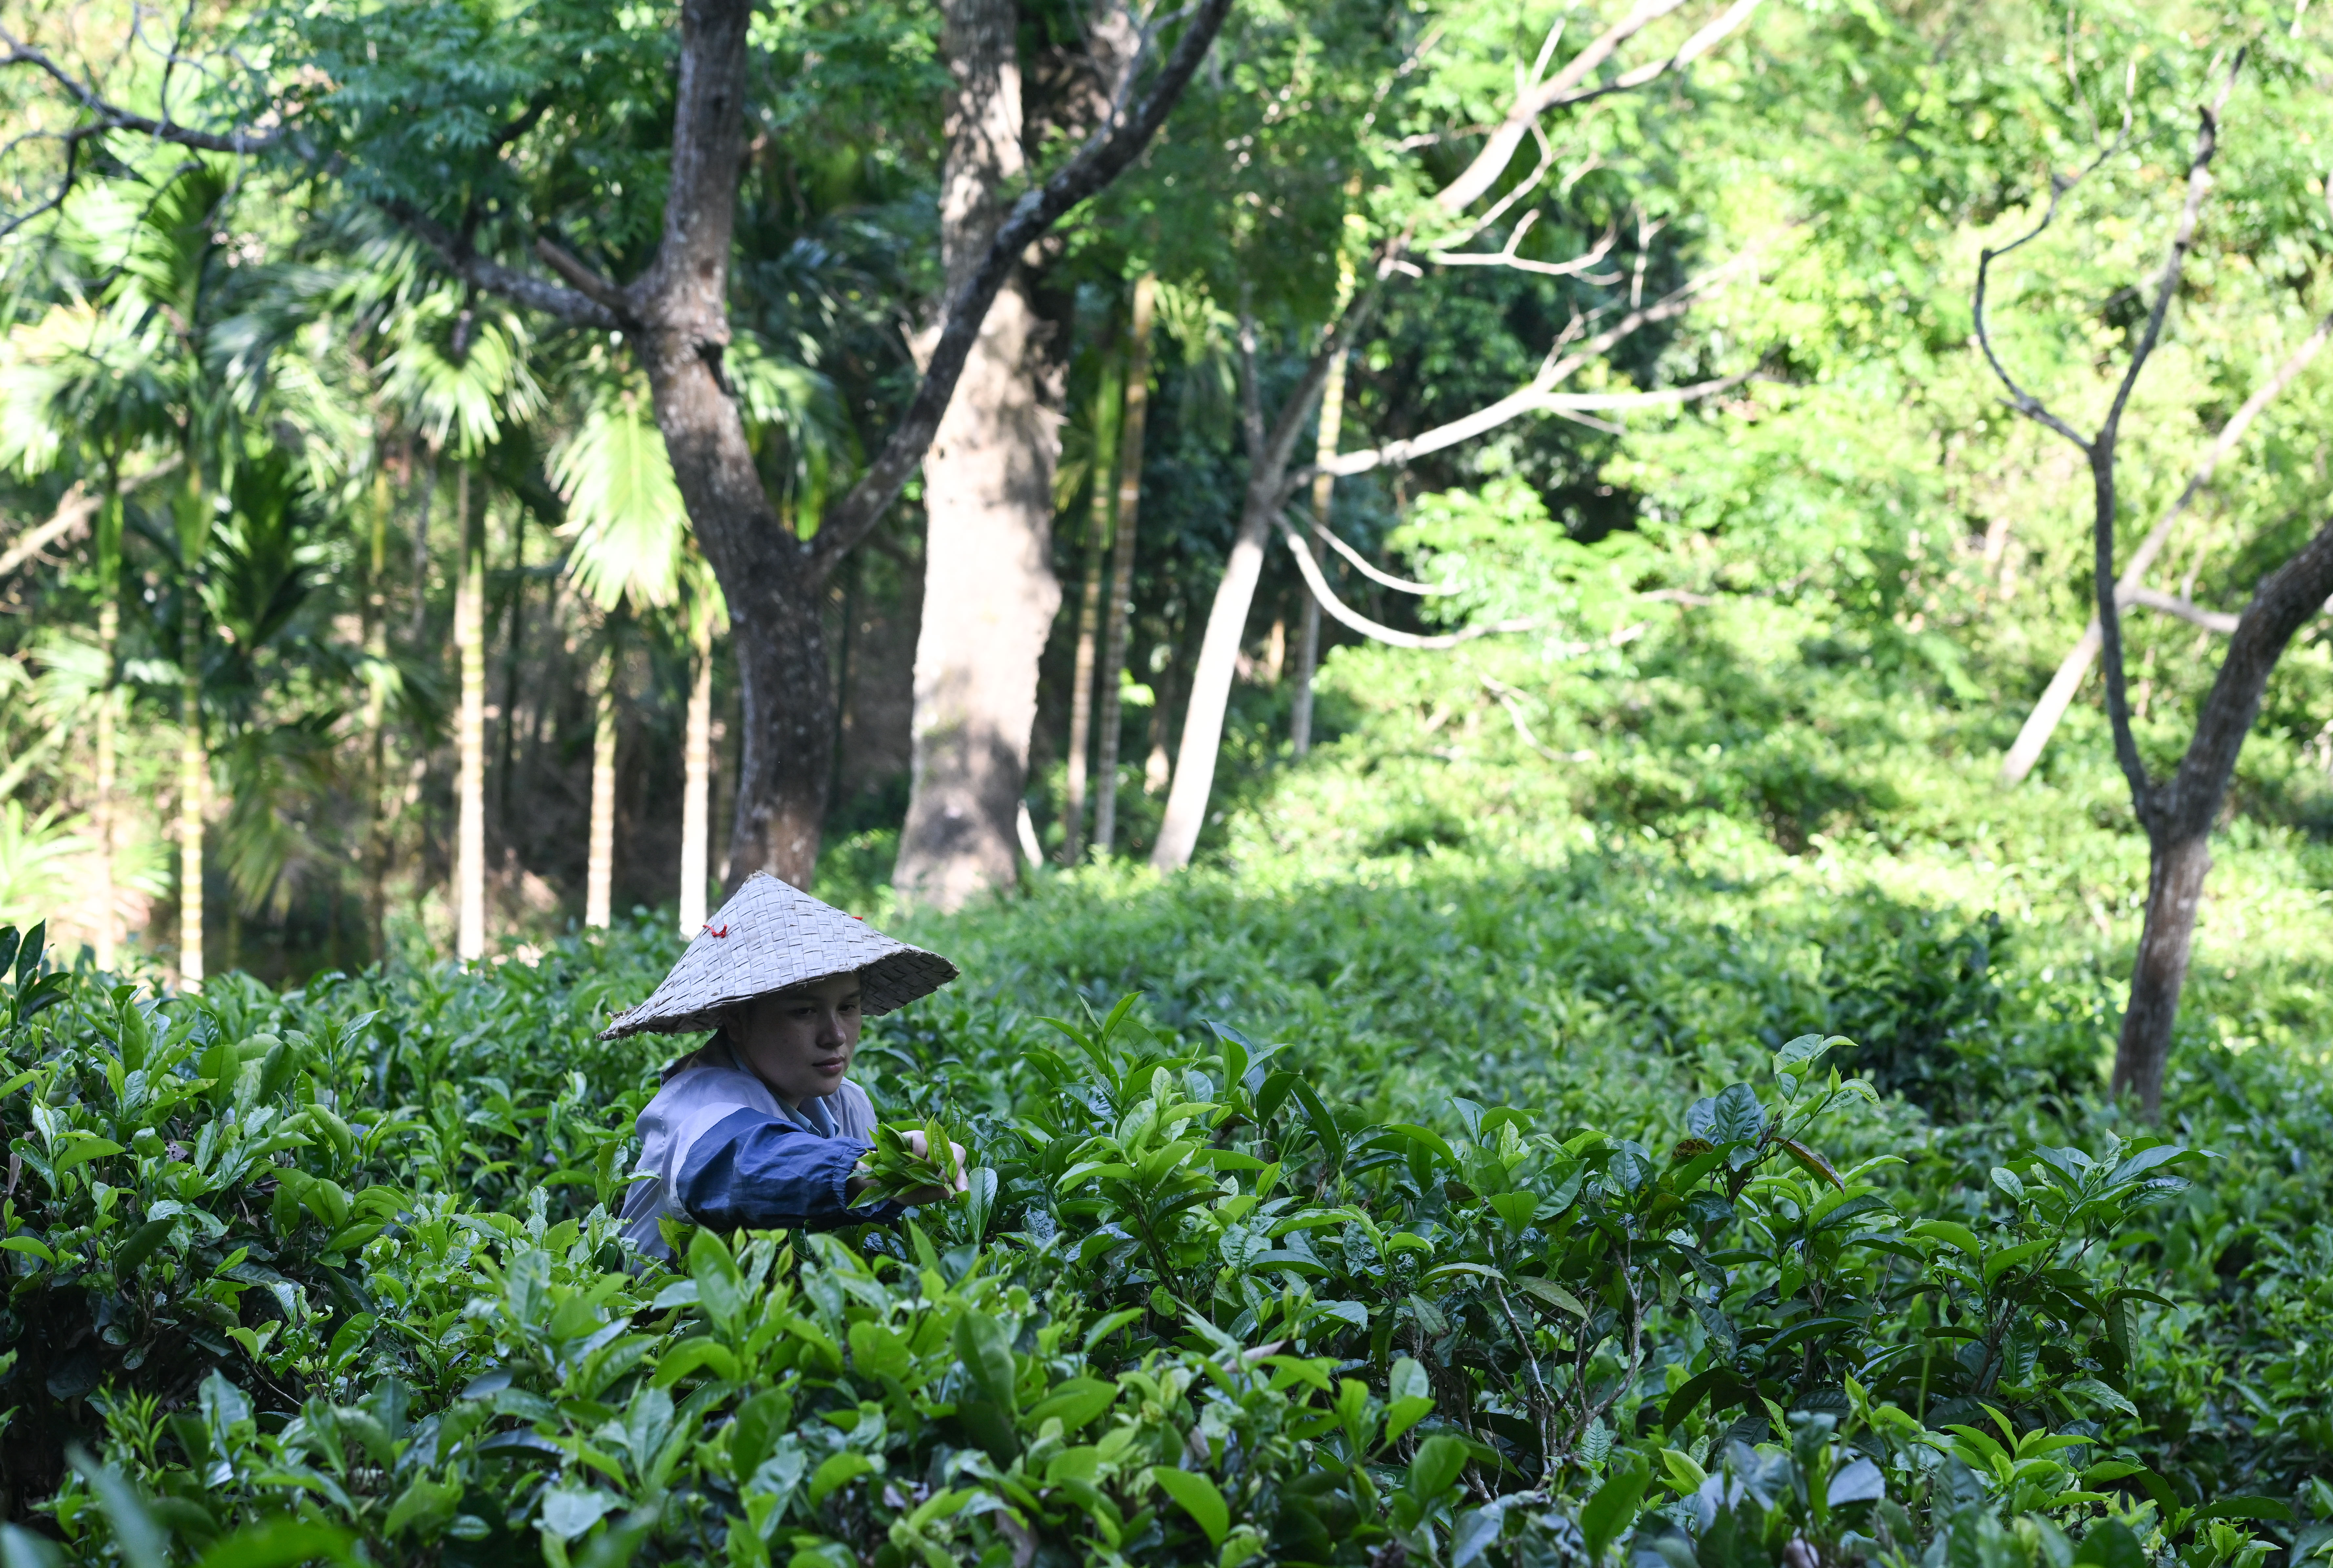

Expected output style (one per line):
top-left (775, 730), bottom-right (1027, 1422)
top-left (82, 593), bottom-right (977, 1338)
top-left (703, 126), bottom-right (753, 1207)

top-left (551, 382), bottom-right (685, 612)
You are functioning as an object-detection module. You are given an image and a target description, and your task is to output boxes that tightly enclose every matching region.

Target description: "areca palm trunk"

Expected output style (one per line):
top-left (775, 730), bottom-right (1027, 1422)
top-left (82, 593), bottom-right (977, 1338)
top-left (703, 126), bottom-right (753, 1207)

top-left (1062, 337), bottom-right (1123, 864)
top-left (1092, 274), bottom-right (1156, 855)
top-left (175, 467), bottom-right (208, 993)
top-left (93, 479), bottom-right (120, 971)
top-left (361, 466), bottom-right (399, 956)
top-left (362, 475), bottom-right (391, 962)
top-left (680, 606), bottom-right (714, 936)
top-left (178, 652), bottom-right (204, 989)
top-left (454, 467), bottom-right (486, 961)
top-left (586, 641), bottom-right (618, 928)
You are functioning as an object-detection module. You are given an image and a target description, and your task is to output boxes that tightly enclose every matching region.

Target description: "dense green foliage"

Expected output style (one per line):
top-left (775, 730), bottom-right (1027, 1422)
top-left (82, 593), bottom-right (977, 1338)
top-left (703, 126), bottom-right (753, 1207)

top-left (2, 811), bottom-right (2329, 1567)
top-left (4, 0), bottom-right (2333, 1561)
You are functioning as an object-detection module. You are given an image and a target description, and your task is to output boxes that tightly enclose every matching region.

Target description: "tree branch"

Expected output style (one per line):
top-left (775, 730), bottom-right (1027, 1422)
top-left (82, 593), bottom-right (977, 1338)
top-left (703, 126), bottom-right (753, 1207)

top-left (2123, 585), bottom-right (2240, 635)
top-left (2166, 516), bottom-right (2333, 832)
top-left (384, 200), bottom-right (622, 331)
top-left (2095, 56), bottom-right (2242, 820)
top-left (1999, 301), bottom-right (2333, 784)
top-left (1970, 68), bottom-right (2137, 449)
top-left (0, 486), bottom-right (99, 579)
top-left (1435, 0), bottom-right (1691, 214)
top-left (1975, 52), bottom-right (2240, 819)
top-left (1277, 515), bottom-right (1536, 648)
top-left (808, 0), bottom-right (1234, 582)
top-left (1289, 508), bottom-right (1458, 595)
top-left (534, 234), bottom-right (636, 323)
top-left (0, 27), bottom-right (284, 155)
top-left (1430, 209), bottom-right (1621, 279)
top-left (1434, 0), bottom-right (1761, 216)
top-left (1306, 250), bottom-right (1757, 484)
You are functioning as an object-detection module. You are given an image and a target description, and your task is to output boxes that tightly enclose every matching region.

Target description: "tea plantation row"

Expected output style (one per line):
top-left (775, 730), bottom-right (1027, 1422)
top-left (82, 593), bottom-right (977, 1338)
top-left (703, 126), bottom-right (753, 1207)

top-left (1, 911), bottom-right (2328, 1568)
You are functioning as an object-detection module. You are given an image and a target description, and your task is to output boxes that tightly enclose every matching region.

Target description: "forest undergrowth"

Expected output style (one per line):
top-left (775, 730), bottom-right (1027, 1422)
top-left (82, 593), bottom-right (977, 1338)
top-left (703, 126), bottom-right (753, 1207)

top-left (4, 607), bottom-right (2331, 1568)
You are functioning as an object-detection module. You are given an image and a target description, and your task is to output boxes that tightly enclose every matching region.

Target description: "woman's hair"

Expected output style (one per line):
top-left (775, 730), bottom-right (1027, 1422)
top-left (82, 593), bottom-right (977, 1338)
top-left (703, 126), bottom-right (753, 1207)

top-left (659, 1026), bottom-right (735, 1084)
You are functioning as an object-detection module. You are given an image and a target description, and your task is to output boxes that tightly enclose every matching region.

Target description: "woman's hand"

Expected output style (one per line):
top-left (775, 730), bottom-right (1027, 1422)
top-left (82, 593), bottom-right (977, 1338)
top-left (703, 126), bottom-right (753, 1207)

top-left (848, 1129), bottom-right (970, 1207)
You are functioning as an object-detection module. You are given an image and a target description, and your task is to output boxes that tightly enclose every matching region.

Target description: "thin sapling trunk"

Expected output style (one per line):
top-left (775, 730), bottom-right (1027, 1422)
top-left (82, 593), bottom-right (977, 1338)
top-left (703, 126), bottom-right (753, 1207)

top-left (586, 640), bottom-right (619, 928)
top-left (1063, 332), bottom-right (1122, 863)
top-left (455, 466), bottom-right (486, 961)
top-left (1093, 273), bottom-right (1156, 855)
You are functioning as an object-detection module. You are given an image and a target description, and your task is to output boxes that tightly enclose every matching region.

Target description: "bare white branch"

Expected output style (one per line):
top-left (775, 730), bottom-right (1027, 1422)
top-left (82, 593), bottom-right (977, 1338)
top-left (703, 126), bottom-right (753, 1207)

top-left (1430, 209), bottom-right (1621, 279)
top-left (1277, 516), bottom-right (1536, 649)
top-left (1285, 510), bottom-right (1459, 596)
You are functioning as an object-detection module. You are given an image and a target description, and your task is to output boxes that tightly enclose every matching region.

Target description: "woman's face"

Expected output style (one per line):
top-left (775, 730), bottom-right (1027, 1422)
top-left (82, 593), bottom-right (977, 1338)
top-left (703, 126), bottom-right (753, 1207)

top-left (731, 974), bottom-right (863, 1107)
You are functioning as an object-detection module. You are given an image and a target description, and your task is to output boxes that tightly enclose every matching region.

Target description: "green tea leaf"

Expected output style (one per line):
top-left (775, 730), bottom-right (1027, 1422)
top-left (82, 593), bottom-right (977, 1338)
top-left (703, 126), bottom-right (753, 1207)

top-left (1153, 1468), bottom-right (1228, 1546)
top-left (1581, 1450), bottom-right (1651, 1564)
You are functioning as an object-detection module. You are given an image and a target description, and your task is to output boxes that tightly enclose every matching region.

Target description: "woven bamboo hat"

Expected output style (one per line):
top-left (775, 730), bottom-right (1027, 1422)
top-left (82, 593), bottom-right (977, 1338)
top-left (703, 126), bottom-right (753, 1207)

top-left (599, 873), bottom-right (958, 1039)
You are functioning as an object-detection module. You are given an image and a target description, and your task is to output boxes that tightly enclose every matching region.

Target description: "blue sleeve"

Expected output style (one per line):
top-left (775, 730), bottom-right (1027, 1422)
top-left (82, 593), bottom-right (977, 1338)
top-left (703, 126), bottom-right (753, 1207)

top-left (675, 1108), bottom-right (902, 1232)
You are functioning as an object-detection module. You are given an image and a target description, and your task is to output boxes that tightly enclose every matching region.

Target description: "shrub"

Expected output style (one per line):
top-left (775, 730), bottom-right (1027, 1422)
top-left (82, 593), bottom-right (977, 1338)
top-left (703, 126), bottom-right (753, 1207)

top-left (2, 919), bottom-right (2322, 1568)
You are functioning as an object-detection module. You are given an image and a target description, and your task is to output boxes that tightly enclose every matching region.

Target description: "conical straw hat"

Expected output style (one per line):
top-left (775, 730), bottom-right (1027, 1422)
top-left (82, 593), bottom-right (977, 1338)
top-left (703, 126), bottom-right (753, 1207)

top-left (600, 873), bottom-right (958, 1038)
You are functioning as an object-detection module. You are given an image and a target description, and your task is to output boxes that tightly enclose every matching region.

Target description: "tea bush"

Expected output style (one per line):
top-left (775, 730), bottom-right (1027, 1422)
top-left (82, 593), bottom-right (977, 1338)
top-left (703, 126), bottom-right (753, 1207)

top-left (3, 901), bottom-right (2329, 1568)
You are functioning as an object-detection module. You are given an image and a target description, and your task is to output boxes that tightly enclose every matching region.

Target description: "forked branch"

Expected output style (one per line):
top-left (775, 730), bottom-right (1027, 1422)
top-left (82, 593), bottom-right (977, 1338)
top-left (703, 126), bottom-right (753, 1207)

top-left (1302, 243), bottom-right (1759, 487)
top-left (807, 0), bottom-right (1233, 579)
top-left (1973, 52), bottom-right (2242, 817)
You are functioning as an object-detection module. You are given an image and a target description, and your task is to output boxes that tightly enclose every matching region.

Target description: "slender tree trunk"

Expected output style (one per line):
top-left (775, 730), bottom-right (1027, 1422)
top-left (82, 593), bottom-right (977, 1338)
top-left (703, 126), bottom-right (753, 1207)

top-left (1293, 350), bottom-right (1349, 758)
top-left (680, 608), bottom-right (714, 936)
top-left (2115, 829), bottom-right (2211, 1110)
top-left (92, 474), bottom-right (120, 971)
top-left (178, 648), bottom-right (204, 992)
top-left (1293, 250), bottom-right (1356, 758)
top-left (1151, 504), bottom-right (1272, 870)
top-left (410, 456), bottom-right (435, 643)
top-left (176, 459), bottom-right (207, 993)
top-left (364, 461), bottom-right (400, 960)
top-left (1145, 641), bottom-right (1178, 796)
top-left (1063, 333), bottom-right (1123, 864)
top-left (93, 598), bottom-right (117, 971)
top-left (2108, 516), bottom-right (2333, 1112)
top-left (586, 641), bottom-right (619, 928)
top-left (894, 0), bottom-right (1065, 912)
top-left (1093, 274), bottom-right (1156, 855)
top-left (1153, 308), bottom-right (1354, 870)
top-left (454, 468), bottom-right (486, 960)
top-left (498, 500), bottom-right (527, 830)
top-left (362, 469), bottom-right (390, 961)
top-left (832, 550), bottom-right (858, 805)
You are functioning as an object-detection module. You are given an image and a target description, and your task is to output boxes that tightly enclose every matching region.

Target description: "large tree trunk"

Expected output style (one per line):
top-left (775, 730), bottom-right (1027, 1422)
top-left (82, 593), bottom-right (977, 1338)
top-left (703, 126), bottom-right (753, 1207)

top-left (1093, 273), bottom-right (1156, 855)
top-left (628, 0), bottom-right (832, 890)
top-left (893, 0), bottom-right (1069, 912)
top-left (894, 270), bottom-right (1064, 909)
top-left (454, 467), bottom-right (486, 960)
top-left (403, 0), bottom-right (1215, 895)
top-left (2108, 515), bottom-right (2333, 1112)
